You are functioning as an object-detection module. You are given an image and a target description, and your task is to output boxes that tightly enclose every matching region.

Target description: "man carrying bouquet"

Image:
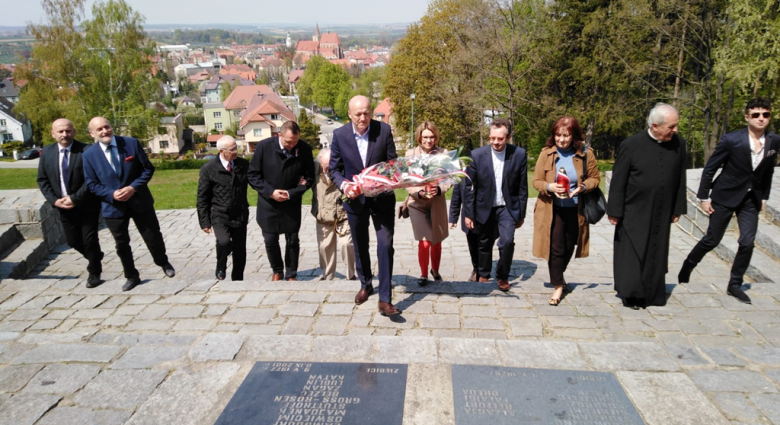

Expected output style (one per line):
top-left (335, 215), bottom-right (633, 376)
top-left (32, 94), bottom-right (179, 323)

top-left (329, 95), bottom-right (401, 316)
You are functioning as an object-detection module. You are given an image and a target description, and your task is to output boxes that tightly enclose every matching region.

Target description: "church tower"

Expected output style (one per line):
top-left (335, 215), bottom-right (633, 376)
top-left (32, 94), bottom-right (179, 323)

top-left (313, 23), bottom-right (320, 42)
top-left (286, 31), bottom-right (292, 48)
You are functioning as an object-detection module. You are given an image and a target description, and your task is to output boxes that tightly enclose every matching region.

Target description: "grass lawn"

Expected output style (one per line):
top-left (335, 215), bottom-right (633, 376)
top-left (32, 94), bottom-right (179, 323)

top-left (0, 168), bottom-right (546, 210)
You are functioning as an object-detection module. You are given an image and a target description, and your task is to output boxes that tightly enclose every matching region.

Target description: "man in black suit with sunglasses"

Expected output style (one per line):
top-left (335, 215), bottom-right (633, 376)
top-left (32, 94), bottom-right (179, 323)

top-left (678, 98), bottom-right (780, 304)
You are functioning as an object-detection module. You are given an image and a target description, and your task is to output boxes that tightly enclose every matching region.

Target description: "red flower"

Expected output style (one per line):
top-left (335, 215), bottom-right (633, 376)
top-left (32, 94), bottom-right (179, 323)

top-left (125, 156), bottom-right (134, 162)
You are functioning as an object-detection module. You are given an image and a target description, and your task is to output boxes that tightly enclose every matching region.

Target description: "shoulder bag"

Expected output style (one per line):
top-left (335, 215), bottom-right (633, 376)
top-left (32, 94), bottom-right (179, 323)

top-left (579, 147), bottom-right (607, 225)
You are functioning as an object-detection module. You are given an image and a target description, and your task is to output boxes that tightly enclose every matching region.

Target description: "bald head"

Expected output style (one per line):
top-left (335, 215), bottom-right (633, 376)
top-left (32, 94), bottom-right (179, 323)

top-left (347, 95), bottom-right (372, 135)
top-left (88, 117), bottom-right (114, 144)
top-left (51, 119), bottom-right (75, 147)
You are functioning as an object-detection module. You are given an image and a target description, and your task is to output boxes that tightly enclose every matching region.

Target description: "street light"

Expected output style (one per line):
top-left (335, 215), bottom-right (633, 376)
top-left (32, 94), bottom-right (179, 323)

top-left (410, 80), bottom-right (417, 149)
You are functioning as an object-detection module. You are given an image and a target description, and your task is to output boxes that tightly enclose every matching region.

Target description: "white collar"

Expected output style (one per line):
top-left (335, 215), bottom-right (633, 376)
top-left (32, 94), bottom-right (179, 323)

top-left (219, 154), bottom-right (232, 170)
top-left (99, 136), bottom-right (117, 151)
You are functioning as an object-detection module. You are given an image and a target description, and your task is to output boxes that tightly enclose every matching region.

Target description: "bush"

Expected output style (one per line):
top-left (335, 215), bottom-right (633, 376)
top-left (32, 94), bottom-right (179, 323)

top-left (183, 116), bottom-right (205, 126)
top-left (151, 158), bottom-right (209, 170)
top-left (597, 160), bottom-right (614, 172)
top-left (2, 141), bottom-right (24, 156)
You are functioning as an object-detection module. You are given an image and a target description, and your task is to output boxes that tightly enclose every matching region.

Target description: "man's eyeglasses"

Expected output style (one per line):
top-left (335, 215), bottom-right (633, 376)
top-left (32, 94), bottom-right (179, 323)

top-left (750, 112), bottom-right (771, 119)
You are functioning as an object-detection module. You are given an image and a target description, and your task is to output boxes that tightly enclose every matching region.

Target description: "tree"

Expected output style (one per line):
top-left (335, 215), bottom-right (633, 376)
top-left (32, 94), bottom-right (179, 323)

top-left (0, 68), bottom-right (11, 79)
top-left (14, 0), bottom-right (158, 144)
top-left (297, 110), bottom-right (321, 149)
top-left (296, 55), bottom-right (328, 105)
top-left (255, 69), bottom-right (270, 85)
top-left (312, 63), bottom-right (351, 111)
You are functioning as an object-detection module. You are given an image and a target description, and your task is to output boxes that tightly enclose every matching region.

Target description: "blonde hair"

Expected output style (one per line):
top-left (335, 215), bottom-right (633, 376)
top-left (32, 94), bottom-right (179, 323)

top-left (414, 121), bottom-right (440, 145)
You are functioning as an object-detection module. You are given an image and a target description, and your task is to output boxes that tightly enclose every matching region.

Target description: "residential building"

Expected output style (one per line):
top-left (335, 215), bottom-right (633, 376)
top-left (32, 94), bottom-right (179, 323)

top-left (294, 24), bottom-right (343, 60)
top-left (220, 64), bottom-right (257, 81)
top-left (240, 94), bottom-right (296, 153)
top-left (0, 97), bottom-right (32, 152)
top-left (204, 103), bottom-right (231, 134)
top-left (373, 98), bottom-right (395, 131)
top-left (202, 74), bottom-right (254, 104)
top-left (0, 78), bottom-right (20, 104)
top-left (222, 85), bottom-right (278, 126)
top-left (288, 69), bottom-right (304, 94)
top-left (148, 114), bottom-right (185, 154)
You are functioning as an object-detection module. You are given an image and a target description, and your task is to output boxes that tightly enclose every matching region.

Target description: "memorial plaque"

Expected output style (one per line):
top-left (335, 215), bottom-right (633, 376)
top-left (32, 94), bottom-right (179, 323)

top-left (215, 362), bottom-right (407, 425)
top-left (452, 365), bottom-right (644, 425)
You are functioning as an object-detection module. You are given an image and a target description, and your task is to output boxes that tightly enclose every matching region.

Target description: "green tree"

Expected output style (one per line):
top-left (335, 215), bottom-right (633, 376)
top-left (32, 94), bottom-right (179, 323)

top-left (297, 109), bottom-right (321, 149)
top-left (334, 81), bottom-right (353, 119)
top-left (296, 55), bottom-right (328, 105)
top-left (312, 63), bottom-right (351, 111)
top-left (255, 69), bottom-right (270, 85)
top-left (0, 68), bottom-right (11, 79)
top-left (15, 0), bottom-right (158, 144)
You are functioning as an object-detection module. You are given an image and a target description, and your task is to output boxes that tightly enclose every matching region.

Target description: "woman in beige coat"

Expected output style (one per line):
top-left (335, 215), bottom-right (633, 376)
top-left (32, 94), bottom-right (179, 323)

top-left (406, 121), bottom-right (450, 286)
top-left (532, 116), bottom-right (600, 305)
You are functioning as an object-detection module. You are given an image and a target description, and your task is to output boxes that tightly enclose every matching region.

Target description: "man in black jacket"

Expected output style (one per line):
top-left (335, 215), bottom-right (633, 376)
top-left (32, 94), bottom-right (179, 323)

top-left (197, 135), bottom-right (249, 281)
top-left (37, 119), bottom-right (104, 288)
top-left (679, 98), bottom-right (780, 304)
top-left (248, 121), bottom-right (314, 281)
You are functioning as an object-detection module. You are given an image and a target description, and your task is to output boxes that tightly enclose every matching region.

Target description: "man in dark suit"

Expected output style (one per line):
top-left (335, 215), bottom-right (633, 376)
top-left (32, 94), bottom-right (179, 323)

top-left (248, 121), bottom-right (314, 281)
top-left (464, 119), bottom-right (528, 292)
top-left (329, 95), bottom-right (400, 316)
top-left (679, 97), bottom-right (780, 304)
top-left (449, 179), bottom-right (479, 282)
top-left (82, 117), bottom-right (175, 291)
top-left (37, 118), bottom-right (103, 288)
top-left (197, 135), bottom-right (249, 281)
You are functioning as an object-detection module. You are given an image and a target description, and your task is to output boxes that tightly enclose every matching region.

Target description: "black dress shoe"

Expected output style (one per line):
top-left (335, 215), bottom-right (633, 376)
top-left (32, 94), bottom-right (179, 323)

top-left (727, 285), bottom-right (751, 304)
top-left (215, 270), bottom-right (226, 280)
top-left (86, 273), bottom-right (102, 288)
top-left (355, 286), bottom-right (374, 305)
top-left (162, 262), bottom-right (176, 278)
top-left (678, 259), bottom-right (695, 284)
top-left (417, 276), bottom-right (429, 287)
top-left (122, 277), bottom-right (141, 292)
top-left (431, 269), bottom-right (442, 281)
top-left (378, 301), bottom-right (401, 316)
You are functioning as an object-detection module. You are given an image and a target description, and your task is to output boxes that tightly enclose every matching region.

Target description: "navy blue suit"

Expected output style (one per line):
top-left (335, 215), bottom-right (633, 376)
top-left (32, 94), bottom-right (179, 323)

top-left (83, 136), bottom-right (169, 279)
top-left (448, 180), bottom-right (479, 275)
top-left (464, 144), bottom-right (528, 280)
top-left (329, 120), bottom-right (397, 303)
top-left (687, 128), bottom-right (780, 286)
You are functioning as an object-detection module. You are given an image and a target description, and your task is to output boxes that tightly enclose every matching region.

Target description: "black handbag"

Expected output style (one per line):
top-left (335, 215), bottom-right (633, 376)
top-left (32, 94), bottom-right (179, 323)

top-left (580, 147), bottom-right (607, 225)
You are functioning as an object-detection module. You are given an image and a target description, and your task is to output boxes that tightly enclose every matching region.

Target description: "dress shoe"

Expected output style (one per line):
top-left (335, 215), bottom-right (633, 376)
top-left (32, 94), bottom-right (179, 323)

top-left (478, 276), bottom-right (490, 283)
top-left (431, 269), bottom-right (442, 281)
top-left (417, 276), bottom-right (428, 287)
top-left (122, 277), bottom-right (141, 291)
top-left (215, 270), bottom-right (226, 280)
top-left (162, 262), bottom-right (176, 278)
top-left (468, 271), bottom-right (478, 282)
top-left (287, 277), bottom-right (298, 281)
top-left (271, 273), bottom-right (282, 281)
top-left (354, 286), bottom-right (374, 305)
top-left (86, 273), bottom-right (101, 288)
top-left (678, 259), bottom-right (695, 284)
top-left (348, 276), bottom-right (357, 281)
top-left (497, 279), bottom-right (510, 292)
top-left (727, 285), bottom-right (751, 304)
top-left (378, 301), bottom-right (401, 316)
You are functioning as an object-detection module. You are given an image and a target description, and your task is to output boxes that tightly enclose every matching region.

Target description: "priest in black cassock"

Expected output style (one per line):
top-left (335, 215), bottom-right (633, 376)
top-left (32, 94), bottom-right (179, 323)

top-left (607, 103), bottom-right (687, 309)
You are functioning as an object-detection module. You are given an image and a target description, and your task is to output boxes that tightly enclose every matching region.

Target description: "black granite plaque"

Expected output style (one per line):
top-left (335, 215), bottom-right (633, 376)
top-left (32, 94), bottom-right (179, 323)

top-left (215, 362), bottom-right (407, 425)
top-left (452, 365), bottom-right (644, 425)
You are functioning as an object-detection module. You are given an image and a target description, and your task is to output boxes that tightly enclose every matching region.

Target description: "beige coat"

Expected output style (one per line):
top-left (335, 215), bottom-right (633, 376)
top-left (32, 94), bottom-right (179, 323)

top-left (532, 146), bottom-right (600, 260)
top-left (404, 146), bottom-right (450, 245)
top-left (311, 163), bottom-right (348, 229)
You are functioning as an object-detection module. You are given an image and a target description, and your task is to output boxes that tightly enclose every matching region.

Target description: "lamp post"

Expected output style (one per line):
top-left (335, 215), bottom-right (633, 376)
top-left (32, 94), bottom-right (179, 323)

top-left (410, 80), bottom-right (417, 149)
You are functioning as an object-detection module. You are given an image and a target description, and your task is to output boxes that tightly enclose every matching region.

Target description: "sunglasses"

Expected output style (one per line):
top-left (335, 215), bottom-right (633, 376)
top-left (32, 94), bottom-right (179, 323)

top-left (750, 112), bottom-right (771, 119)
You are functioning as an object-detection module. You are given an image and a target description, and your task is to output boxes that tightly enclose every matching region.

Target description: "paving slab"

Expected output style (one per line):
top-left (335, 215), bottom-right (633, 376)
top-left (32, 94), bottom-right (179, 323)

top-left (74, 369), bottom-right (168, 410)
top-left (0, 393), bottom-right (61, 425)
top-left (23, 363), bottom-right (100, 394)
top-left (111, 345), bottom-right (190, 369)
top-left (189, 333), bottom-right (245, 362)
top-left (11, 343), bottom-right (121, 364)
top-left (579, 342), bottom-right (680, 371)
top-left (36, 407), bottom-right (131, 425)
top-left (0, 365), bottom-right (43, 393)
top-left (689, 370), bottom-right (778, 393)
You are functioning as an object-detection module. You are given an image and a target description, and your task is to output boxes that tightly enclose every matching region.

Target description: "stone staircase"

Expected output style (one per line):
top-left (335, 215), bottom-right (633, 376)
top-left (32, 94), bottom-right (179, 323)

top-left (0, 190), bottom-right (64, 280)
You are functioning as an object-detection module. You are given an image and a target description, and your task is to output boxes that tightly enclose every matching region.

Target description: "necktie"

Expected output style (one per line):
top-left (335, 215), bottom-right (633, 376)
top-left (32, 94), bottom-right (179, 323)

top-left (61, 149), bottom-right (69, 193)
top-left (107, 145), bottom-right (121, 176)
top-left (227, 162), bottom-right (232, 172)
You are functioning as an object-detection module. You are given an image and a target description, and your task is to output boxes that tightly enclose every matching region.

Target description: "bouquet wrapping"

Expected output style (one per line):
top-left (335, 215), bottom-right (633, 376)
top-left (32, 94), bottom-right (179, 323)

top-left (344, 149), bottom-right (471, 197)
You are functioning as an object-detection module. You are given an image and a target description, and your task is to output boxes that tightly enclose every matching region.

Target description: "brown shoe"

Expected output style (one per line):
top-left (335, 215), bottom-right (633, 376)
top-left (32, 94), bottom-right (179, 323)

top-left (498, 279), bottom-right (510, 292)
top-left (378, 301), bottom-right (401, 316)
top-left (354, 286), bottom-right (374, 305)
top-left (271, 273), bottom-right (282, 281)
top-left (468, 271), bottom-right (478, 282)
top-left (478, 277), bottom-right (490, 283)
top-left (286, 277), bottom-right (298, 281)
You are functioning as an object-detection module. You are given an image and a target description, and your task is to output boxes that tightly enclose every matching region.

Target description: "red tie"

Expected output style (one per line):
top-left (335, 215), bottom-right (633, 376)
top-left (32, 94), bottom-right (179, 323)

top-left (227, 162), bottom-right (232, 172)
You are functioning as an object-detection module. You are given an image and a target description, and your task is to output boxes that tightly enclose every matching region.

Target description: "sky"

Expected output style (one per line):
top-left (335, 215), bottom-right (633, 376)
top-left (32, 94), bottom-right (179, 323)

top-left (2, 0), bottom-right (430, 26)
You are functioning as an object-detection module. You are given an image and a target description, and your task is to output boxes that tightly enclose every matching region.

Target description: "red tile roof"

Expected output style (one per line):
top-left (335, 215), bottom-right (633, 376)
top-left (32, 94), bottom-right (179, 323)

top-left (288, 69), bottom-right (305, 83)
top-left (296, 40), bottom-right (319, 53)
top-left (223, 85), bottom-right (276, 110)
top-left (320, 33), bottom-right (340, 45)
top-left (373, 98), bottom-right (393, 123)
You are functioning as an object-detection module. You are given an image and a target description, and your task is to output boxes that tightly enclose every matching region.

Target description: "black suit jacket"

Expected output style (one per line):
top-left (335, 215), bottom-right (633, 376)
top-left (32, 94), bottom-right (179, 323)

top-left (37, 140), bottom-right (99, 211)
top-left (697, 128), bottom-right (779, 208)
top-left (328, 119), bottom-right (397, 215)
top-left (464, 144), bottom-right (528, 225)
top-left (448, 180), bottom-right (470, 234)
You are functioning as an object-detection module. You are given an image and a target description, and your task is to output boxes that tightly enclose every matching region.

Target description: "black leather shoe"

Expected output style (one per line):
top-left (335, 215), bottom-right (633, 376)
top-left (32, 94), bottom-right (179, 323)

top-left (431, 269), bottom-right (442, 281)
top-left (355, 286), bottom-right (374, 305)
top-left (86, 274), bottom-right (102, 288)
top-left (378, 301), bottom-right (401, 316)
top-left (417, 276), bottom-right (428, 287)
top-left (122, 277), bottom-right (141, 292)
top-left (162, 262), bottom-right (176, 278)
top-left (216, 270), bottom-right (226, 280)
top-left (678, 259), bottom-right (695, 284)
top-left (727, 285), bottom-right (751, 304)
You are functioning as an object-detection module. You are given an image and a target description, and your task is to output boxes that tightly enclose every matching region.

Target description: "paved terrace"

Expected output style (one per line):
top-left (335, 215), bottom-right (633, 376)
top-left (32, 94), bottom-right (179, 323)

top-left (0, 199), bottom-right (779, 424)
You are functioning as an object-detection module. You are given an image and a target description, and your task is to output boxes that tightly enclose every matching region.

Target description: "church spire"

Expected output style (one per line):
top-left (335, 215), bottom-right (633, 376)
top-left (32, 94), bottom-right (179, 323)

top-left (313, 23), bottom-right (320, 42)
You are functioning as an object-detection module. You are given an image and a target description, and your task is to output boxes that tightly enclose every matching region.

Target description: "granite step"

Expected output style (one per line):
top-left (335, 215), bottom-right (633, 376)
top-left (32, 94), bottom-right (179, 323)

top-left (0, 224), bottom-right (23, 262)
top-left (0, 238), bottom-right (48, 280)
top-left (755, 214), bottom-right (780, 263)
top-left (719, 227), bottom-right (778, 283)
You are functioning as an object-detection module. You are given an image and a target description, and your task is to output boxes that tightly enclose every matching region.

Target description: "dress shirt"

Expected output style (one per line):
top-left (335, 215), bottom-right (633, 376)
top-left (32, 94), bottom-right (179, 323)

top-left (352, 124), bottom-right (369, 168)
top-left (491, 147), bottom-right (506, 207)
top-left (219, 155), bottom-right (233, 172)
top-left (278, 139), bottom-right (295, 158)
top-left (98, 136), bottom-right (120, 174)
top-left (58, 144), bottom-right (72, 196)
top-left (750, 134), bottom-right (765, 171)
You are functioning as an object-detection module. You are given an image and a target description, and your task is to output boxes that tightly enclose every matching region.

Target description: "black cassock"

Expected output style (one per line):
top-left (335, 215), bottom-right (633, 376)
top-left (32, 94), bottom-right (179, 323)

top-left (607, 131), bottom-right (687, 307)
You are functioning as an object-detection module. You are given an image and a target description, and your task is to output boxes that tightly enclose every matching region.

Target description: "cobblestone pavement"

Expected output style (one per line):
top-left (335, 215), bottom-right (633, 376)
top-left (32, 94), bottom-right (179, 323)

top-left (1, 200), bottom-right (779, 424)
